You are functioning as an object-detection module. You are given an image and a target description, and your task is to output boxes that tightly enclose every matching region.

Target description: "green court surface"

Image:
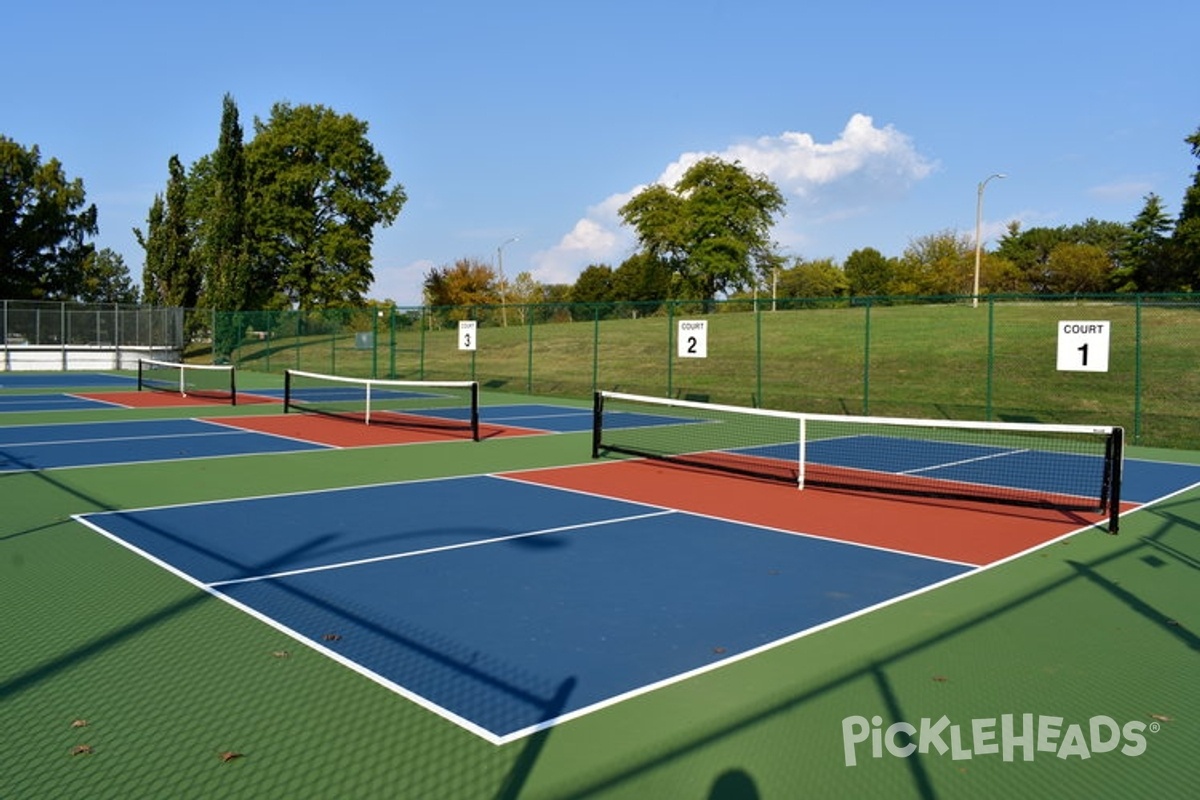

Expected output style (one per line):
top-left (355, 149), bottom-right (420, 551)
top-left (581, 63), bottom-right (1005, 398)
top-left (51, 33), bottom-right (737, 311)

top-left (2, 372), bottom-right (1198, 800)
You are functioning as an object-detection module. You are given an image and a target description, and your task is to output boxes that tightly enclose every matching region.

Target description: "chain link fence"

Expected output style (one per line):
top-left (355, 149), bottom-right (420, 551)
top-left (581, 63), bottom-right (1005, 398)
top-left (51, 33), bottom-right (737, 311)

top-left (203, 292), bottom-right (1195, 450)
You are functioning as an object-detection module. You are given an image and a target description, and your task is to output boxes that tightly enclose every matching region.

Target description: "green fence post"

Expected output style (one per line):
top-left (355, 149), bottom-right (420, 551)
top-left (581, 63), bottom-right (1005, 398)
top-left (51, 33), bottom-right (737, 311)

top-left (592, 307), bottom-right (600, 395)
top-left (986, 297), bottom-right (995, 420)
top-left (666, 301), bottom-right (675, 398)
top-left (1134, 295), bottom-right (1142, 444)
top-left (389, 306), bottom-right (397, 379)
top-left (862, 299), bottom-right (872, 415)
top-left (371, 309), bottom-right (379, 378)
top-left (755, 306), bottom-right (762, 407)
top-left (526, 310), bottom-right (534, 393)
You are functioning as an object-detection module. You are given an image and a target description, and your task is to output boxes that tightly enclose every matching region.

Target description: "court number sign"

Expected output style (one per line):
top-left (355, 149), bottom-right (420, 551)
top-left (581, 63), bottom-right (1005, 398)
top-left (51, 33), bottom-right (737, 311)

top-left (678, 320), bottom-right (708, 358)
top-left (1056, 320), bottom-right (1110, 372)
top-left (458, 320), bottom-right (477, 351)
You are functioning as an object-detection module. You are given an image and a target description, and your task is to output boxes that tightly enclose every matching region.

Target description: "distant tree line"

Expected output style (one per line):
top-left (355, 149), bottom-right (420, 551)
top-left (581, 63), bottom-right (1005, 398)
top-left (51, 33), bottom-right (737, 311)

top-left (4, 116), bottom-right (1198, 330)
top-left (426, 127), bottom-right (1200, 311)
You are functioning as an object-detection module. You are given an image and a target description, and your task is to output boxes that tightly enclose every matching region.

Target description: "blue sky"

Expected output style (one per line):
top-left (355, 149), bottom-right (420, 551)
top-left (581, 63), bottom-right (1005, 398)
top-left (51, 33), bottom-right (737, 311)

top-left (6, 1), bottom-right (1197, 305)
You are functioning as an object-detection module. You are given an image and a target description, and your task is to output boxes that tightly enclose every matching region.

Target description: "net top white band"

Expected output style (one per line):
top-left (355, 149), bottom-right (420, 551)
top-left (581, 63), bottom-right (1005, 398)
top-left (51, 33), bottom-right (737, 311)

top-left (286, 369), bottom-right (476, 389)
top-left (598, 390), bottom-right (1118, 437)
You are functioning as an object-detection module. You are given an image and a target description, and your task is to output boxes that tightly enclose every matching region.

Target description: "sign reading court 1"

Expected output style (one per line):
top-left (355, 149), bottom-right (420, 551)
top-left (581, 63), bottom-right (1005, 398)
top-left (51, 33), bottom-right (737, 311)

top-left (457, 320), bottom-right (477, 351)
top-left (678, 320), bottom-right (708, 358)
top-left (1056, 320), bottom-right (1110, 372)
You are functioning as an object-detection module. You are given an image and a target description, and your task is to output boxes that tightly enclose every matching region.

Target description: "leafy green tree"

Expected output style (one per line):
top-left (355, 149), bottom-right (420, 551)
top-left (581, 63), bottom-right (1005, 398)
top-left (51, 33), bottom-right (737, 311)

top-left (612, 252), bottom-right (671, 310)
top-left (893, 230), bottom-right (972, 296)
top-left (0, 136), bottom-right (98, 299)
top-left (78, 248), bottom-right (138, 303)
top-left (777, 257), bottom-right (849, 299)
top-left (570, 264), bottom-right (616, 316)
top-left (1043, 243), bottom-right (1111, 294)
top-left (136, 155), bottom-right (198, 307)
top-left (995, 220), bottom-right (1126, 293)
top-left (246, 102), bottom-right (406, 308)
top-left (506, 271), bottom-right (543, 324)
top-left (843, 247), bottom-right (894, 297)
top-left (619, 157), bottom-right (786, 302)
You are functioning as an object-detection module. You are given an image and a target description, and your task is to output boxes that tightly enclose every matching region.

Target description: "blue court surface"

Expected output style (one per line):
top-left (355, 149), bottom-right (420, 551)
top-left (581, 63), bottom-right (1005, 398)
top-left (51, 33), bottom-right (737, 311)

top-left (0, 372), bottom-right (136, 389)
top-left (0, 393), bottom-right (128, 413)
top-left (77, 475), bottom-right (974, 743)
top-left (0, 418), bottom-right (328, 472)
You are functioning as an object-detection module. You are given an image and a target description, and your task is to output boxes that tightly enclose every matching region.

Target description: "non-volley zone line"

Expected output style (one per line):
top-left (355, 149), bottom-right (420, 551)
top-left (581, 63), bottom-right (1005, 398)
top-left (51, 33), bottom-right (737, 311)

top-left (76, 474), bottom-right (972, 743)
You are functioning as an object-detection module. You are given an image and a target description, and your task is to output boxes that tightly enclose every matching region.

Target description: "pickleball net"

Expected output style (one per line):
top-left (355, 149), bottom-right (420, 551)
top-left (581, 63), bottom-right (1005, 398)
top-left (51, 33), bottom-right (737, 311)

top-left (592, 391), bottom-right (1124, 532)
top-left (284, 369), bottom-right (481, 441)
top-left (138, 358), bottom-right (238, 404)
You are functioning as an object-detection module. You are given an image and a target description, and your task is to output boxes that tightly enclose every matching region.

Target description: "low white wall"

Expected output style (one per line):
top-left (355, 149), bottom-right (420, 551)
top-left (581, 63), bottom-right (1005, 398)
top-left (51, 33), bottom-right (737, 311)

top-left (2, 346), bottom-right (182, 371)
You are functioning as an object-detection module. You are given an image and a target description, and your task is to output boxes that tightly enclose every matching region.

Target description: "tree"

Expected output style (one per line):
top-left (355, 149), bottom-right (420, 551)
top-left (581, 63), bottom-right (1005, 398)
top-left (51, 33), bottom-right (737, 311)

top-left (203, 94), bottom-right (253, 357)
top-left (1171, 125), bottom-right (1200, 290)
top-left (893, 230), bottom-right (973, 296)
top-left (619, 157), bottom-right (786, 302)
top-left (78, 248), bottom-right (138, 303)
top-left (612, 252), bottom-right (671, 310)
top-left (136, 155), bottom-right (198, 307)
top-left (994, 219), bottom-right (1127, 293)
top-left (422, 258), bottom-right (499, 319)
top-left (1116, 193), bottom-right (1173, 292)
top-left (506, 271), bottom-right (543, 324)
top-left (0, 136), bottom-right (98, 299)
top-left (777, 258), bottom-right (849, 299)
top-left (1043, 243), bottom-right (1111, 294)
top-left (246, 102), bottom-right (406, 308)
top-left (843, 247), bottom-right (894, 297)
top-left (570, 264), bottom-right (616, 316)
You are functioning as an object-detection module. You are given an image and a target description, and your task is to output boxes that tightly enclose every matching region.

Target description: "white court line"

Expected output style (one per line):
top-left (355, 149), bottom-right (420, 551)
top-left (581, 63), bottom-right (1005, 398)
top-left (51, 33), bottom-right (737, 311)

top-left (206, 509), bottom-right (676, 588)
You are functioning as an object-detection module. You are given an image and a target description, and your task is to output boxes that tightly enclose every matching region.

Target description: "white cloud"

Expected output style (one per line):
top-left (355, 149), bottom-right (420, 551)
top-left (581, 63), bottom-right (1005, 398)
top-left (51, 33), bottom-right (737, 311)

top-left (530, 114), bottom-right (936, 284)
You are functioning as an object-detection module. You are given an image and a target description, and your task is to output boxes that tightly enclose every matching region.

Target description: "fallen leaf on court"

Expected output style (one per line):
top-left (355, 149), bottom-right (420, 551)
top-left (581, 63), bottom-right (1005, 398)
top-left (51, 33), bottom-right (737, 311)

top-left (219, 750), bottom-right (244, 762)
top-left (271, 650), bottom-right (290, 658)
top-left (1149, 713), bottom-right (1172, 722)
top-left (70, 719), bottom-right (89, 728)
top-left (322, 633), bottom-right (342, 642)
top-left (932, 675), bottom-right (949, 683)
top-left (70, 745), bottom-right (93, 756)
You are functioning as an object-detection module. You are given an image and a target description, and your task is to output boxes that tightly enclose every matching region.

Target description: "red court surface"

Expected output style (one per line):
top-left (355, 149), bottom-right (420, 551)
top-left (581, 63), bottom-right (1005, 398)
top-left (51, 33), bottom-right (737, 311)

top-left (510, 459), bottom-right (1122, 566)
top-left (80, 390), bottom-right (275, 408)
top-left (215, 412), bottom-right (546, 447)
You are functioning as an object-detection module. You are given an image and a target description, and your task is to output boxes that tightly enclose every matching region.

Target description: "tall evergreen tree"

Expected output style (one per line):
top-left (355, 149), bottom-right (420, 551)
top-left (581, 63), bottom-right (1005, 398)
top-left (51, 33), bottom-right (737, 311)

top-left (206, 94), bottom-right (251, 357)
top-left (1171, 126), bottom-right (1200, 289)
top-left (137, 155), bottom-right (198, 307)
top-left (1116, 193), bottom-right (1173, 292)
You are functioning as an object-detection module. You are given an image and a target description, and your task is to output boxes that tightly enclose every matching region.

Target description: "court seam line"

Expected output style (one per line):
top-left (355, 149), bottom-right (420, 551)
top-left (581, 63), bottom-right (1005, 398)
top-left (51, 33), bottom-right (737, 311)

top-left (205, 508), bottom-right (678, 588)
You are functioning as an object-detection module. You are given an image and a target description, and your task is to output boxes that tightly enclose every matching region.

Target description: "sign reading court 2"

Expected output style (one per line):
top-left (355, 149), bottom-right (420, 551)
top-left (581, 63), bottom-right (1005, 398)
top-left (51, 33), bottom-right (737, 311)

top-left (1056, 320), bottom-right (1110, 372)
top-left (678, 320), bottom-right (708, 358)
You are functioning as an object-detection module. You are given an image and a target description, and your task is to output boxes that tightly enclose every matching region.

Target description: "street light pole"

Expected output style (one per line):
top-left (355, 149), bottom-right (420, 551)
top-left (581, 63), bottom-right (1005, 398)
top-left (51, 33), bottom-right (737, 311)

top-left (973, 173), bottom-right (1006, 308)
top-left (496, 237), bottom-right (518, 326)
